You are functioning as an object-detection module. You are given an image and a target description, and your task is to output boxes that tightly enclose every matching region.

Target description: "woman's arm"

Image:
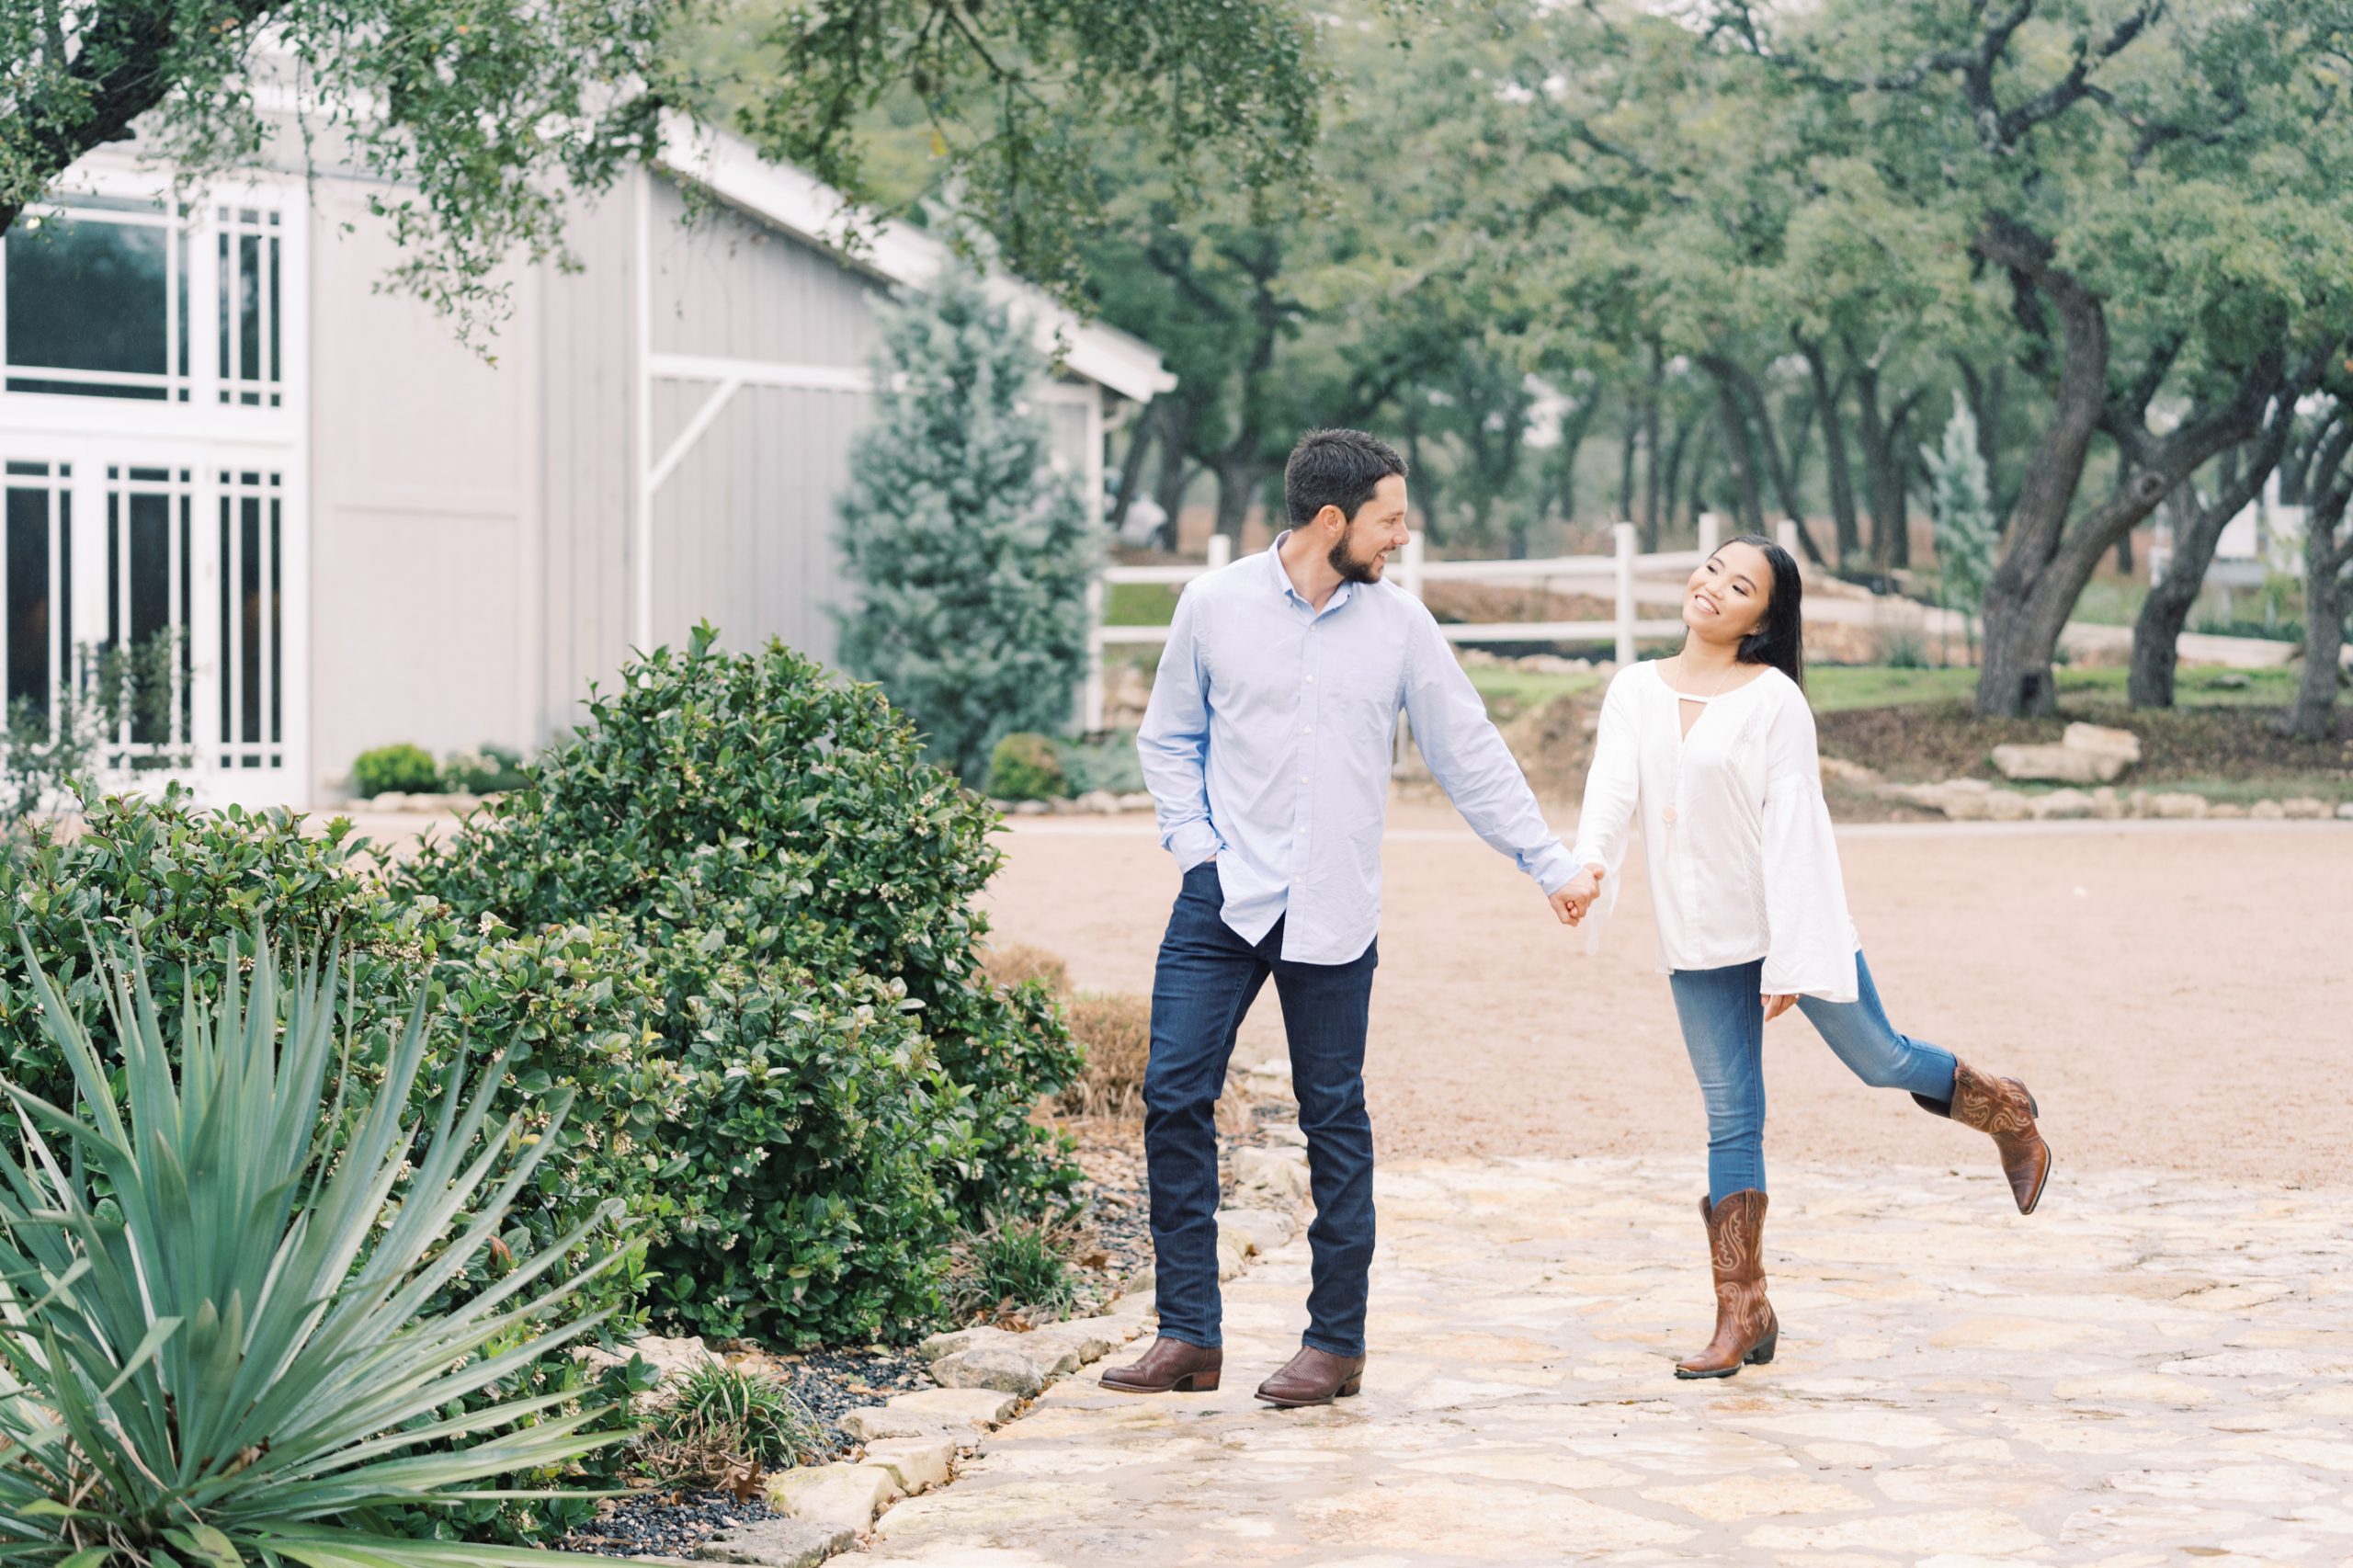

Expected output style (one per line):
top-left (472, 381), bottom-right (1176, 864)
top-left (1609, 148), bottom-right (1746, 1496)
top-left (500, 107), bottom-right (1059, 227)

top-left (1759, 683), bottom-right (1859, 1004)
top-left (1564, 670), bottom-right (1643, 941)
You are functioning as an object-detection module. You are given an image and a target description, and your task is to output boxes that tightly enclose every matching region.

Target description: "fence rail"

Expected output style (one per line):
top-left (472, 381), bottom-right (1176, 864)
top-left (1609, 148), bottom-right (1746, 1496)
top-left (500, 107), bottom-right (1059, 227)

top-left (1083, 514), bottom-right (1802, 730)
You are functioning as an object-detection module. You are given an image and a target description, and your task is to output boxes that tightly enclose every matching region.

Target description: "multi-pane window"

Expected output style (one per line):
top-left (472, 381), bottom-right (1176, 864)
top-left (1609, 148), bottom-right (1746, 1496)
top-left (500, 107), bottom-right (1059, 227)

top-left (3, 198), bottom-right (191, 401)
top-left (218, 470), bottom-right (283, 767)
top-left (2, 460), bottom-right (71, 736)
top-left (215, 208), bottom-right (283, 407)
top-left (105, 464), bottom-right (195, 767)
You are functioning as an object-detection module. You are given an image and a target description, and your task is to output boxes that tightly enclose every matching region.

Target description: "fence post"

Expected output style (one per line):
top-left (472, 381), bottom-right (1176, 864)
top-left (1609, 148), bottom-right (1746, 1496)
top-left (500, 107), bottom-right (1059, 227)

top-left (1613, 521), bottom-right (1637, 667)
top-left (1400, 530), bottom-right (1425, 603)
top-left (1699, 511), bottom-right (1721, 559)
top-left (1777, 517), bottom-right (1801, 562)
top-left (1081, 574), bottom-right (1107, 733)
top-left (1207, 532), bottom-right (1233, 571)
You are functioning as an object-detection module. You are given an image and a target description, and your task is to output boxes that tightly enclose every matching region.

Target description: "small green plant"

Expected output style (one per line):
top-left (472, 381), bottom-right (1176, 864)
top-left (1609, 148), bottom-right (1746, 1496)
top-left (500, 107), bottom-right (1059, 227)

top-left (945, 1214), bottom-right (1082, 1322)
top-left (988, 732), bottom-right (1068, 801)
top-left (0, 934), bottom-right (631, 1566)
top-left (642, 1362), bottom-right (825, 1484)
top-left (445, 744), bottom-right (533, 794)
top-left (352, 741), bottom-right (443, 796)
top-left (1059, 730), bottom-right (1145, 796)
top-left (2, 635), bottom-right (187, 830)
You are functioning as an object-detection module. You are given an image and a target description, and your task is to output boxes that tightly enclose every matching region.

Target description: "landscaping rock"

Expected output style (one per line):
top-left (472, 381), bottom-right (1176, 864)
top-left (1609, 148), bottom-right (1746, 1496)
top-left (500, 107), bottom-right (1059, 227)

top-left (2029, 789), bottom-right (2095, 821)
top-left (1011, 800), bottom-right (1049, 815)
top-left (927, 1346), bottom-right (1047, 1397)
top-left (2210, 802), bottom-right (2247, 819)
top-left (1231, 1145), bottom-right (1311, 1203)
top-left (764, 1463), bottom-right (900, 1532)
top-left (2063, 722), bottom-right (2142, 769)
top-left (1217, 1206), bottom-right (1299, 1253)
top-left (1983, 789), bottom-right (2032, 822)
top-left (1216, 1236), bottom-right (1251, 1280)
top-left (1819, 756), bottom-right (1881, 788)
top-left (2249, 799), bottom-right (2286, 820)
top-left (1076, 790), bottom-right (1120, 814)
top-left (1116, 790), bottom-right (1156, 812)
top-left (859, 1435), bottom-right (957, 1494)
top-left (2281, 797), bottom-right (2331, 820)
top-left (689, 1517), bottom-right (857, 1567)
top-left (2090, 787), bottom-right (2124, 821)
top-left (1025, 1313), bottom-right (1135, 1369)
top-left (1991, 743), bottom-right (2111, 786)
top-left (1257, 1119), bottom-right (1310, 1148)
top-left (2339, 802), bottom-right (2353, 821)
top-left (2151, 792), bottom-right (2210, 820)
top-left (881, 1386), bottom-right (1024, 1429)
top-left (836, 1407), bottom-right (952, 1444)
top-left (2127, 790), bottom-right (2154, 818)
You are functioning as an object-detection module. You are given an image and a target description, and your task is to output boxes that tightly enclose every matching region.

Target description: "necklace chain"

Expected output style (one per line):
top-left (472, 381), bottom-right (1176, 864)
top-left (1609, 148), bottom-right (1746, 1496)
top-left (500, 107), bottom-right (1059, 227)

top-left (1673, 655), bottom-right (1739, 700)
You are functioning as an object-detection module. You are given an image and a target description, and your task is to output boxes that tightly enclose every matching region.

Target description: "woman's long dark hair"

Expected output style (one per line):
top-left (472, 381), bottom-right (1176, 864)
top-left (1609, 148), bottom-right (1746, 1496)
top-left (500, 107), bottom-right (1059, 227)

top-left (1728, 533), bottom-right (1805, 689)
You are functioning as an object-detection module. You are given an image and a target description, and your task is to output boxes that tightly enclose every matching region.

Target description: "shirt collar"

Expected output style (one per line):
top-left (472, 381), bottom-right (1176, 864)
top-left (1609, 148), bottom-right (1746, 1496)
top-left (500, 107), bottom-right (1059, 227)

top-left (1266, 530), bottom-right (1354, 613)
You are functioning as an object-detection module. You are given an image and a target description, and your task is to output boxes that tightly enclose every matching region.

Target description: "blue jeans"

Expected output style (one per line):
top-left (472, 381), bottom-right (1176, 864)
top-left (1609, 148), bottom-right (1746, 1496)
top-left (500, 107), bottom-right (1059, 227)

top-left (1143, 861), bottom-right (1378, 1358)
top-left (1668, 951), bottom-right (1957, 1204)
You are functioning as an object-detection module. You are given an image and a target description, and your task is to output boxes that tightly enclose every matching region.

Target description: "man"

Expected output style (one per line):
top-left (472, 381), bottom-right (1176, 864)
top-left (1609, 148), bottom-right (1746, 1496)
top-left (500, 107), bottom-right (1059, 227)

top-left (1103, 427), bottom-right (1586, 1408)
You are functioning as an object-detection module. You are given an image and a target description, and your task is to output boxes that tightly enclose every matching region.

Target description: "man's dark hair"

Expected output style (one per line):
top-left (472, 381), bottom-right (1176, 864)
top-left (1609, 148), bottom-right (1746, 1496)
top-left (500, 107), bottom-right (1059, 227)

top-left (1284, 428), bottom-right (1407, 529)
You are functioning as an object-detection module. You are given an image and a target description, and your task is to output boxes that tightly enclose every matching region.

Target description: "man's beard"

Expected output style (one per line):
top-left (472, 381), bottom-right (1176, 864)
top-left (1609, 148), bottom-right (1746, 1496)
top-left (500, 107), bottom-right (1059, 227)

top-left (1328, 530), bottom-right (1385, 585)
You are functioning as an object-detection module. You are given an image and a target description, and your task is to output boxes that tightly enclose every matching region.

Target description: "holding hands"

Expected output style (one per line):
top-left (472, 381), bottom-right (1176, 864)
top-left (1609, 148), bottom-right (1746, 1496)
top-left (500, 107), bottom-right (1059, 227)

top-left (1550, 865), bottom-right (1606, 926)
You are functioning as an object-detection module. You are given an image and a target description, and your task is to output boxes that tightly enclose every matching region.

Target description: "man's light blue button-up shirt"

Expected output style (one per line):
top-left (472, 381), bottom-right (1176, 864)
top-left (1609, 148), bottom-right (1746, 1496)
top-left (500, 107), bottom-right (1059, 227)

top-left (1137, 535), bottom-right (1576, 965)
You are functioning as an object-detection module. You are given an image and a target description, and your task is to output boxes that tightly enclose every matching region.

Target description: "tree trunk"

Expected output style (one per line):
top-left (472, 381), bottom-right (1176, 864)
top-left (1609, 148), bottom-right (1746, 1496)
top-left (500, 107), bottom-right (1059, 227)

top-left (1643, 345), bottom-right (1665, 551)
top-left (1662, 410), bottom-right (1699, 538)
top-left (2286, 419), bottom-right (2353, 740)
top-left (1106, 403), bottom-right (1157, 536)
top-left (1702, 354), bottom-right (1827, 562)
top-left (1617, 403), bottom-right (1641, 537)
top-left (1210, 456), bottom-right (1277, 548)
top-left (1711, 373), bottom-right (1768, 534)
top-left (1806, 339), bottom-right (1860, 564)
top-left (1551, 393), bottom-right (1601, 530)
top-left (1849, 357), bottom-right (1919, 576)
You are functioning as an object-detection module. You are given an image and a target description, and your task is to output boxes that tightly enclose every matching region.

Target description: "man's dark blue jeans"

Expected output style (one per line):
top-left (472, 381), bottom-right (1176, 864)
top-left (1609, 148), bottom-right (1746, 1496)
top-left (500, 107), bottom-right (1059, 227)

top-left (1143, 860), bottom-right (1379, 1358)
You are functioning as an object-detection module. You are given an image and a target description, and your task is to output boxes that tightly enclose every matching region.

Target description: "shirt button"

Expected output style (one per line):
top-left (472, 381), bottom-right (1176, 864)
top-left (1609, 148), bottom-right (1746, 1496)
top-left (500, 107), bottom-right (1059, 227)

top-left (1305, 675), bottom-right (1315, 683)
top-left (1303, 725), bottom-right (1313, 735)
top-left (1663, 805), bottom-right (1678, 824)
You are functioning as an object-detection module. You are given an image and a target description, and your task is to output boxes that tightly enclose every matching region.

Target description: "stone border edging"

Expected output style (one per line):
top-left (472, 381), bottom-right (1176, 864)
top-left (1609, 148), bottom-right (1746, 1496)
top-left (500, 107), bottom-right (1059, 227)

top-left (669, 1107), bottom-right (1313, 1567)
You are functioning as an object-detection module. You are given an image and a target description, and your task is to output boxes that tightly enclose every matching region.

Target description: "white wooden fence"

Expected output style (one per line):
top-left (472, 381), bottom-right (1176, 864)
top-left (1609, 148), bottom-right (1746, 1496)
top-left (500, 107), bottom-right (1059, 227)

top-left (1083, 514), bottom-right (1801, 730)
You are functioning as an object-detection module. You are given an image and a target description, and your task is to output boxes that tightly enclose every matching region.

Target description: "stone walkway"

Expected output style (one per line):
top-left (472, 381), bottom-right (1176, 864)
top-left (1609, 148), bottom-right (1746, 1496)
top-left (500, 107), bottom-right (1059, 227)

top-left (857, 1156), bottom-right (2353, 1565)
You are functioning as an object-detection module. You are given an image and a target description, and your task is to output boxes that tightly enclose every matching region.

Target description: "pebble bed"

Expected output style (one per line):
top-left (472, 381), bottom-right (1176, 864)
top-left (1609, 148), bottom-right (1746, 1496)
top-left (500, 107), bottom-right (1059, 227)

top-left (565, 1488), bottom-right (789, 1559)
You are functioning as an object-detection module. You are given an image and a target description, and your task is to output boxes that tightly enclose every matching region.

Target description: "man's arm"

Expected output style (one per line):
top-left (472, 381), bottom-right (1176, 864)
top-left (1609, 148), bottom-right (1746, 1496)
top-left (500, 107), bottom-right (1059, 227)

top-left (1399, 603), bottom-right (1576, 901)
top-left (1136, 585), bottom-right (1222, 869)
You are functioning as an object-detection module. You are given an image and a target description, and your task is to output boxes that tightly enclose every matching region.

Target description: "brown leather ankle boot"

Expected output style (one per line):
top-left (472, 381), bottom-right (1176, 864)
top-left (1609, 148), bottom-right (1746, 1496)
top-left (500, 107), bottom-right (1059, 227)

top-left (1098, 1336), bottom-right (1222, 1393)
top-left (1915, 1061), bottom-right (2052, 1214)
top-left (1674, 1190), bottom-right (1778, 1380)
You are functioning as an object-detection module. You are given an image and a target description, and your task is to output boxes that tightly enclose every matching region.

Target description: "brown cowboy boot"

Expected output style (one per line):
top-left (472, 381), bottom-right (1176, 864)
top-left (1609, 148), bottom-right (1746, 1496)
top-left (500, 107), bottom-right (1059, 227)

top-left (1255, 1346), bottom-right (1366, 1408)
top-left (1098, 1336), bottom-right (1222, 1394)
top-left (1914, 1060), bottom-right (2052, 1214)
top-left (1674, 1190), bottom-right (1779, 1380)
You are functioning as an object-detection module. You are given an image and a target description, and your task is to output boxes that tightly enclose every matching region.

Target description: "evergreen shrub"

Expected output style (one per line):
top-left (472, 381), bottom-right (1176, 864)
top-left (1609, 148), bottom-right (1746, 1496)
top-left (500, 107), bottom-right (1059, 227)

top-left (353, 742), bottom-right (443, 796)
top-left (987, 732), bottom-right (1067, 801)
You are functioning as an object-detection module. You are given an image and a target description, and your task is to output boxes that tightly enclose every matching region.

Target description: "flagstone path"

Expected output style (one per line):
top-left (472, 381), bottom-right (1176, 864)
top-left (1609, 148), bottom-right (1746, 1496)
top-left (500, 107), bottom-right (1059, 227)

top-left (857, 1155), bottom-right (2353, 1566)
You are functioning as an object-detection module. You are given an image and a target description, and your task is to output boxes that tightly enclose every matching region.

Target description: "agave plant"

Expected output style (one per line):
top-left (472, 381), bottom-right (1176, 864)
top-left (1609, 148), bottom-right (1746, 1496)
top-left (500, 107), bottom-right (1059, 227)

top-left (0, 936), bottom-right (630, 1566)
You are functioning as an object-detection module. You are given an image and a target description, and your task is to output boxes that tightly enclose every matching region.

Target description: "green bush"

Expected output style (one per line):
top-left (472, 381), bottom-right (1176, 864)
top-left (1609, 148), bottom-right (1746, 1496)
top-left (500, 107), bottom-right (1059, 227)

top-left (0, 935), bottom-right (629, 1567)
top-left (401, 625), bottom-right (1082, 1345)
top-left (447, 743), bottom-right (534, 794)
top-left (354, 741), bottom-right (444, 796)
top-left (1059, 730), bottom-right (1145, 796)
top-left (988, 732), bottom-right (1068, 801)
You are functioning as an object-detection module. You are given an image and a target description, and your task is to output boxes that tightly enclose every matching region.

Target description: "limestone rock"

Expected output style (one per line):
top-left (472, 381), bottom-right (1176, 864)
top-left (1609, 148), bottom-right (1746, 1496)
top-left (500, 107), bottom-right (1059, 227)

top-left (1256, 1119), bottom-right (1310, 1148)
top-left (2339, 801), bottom-right (2353, 820)
top-left (1231, 1145), bottom-right (1311, 1203)
top-left (881, 1387), bottom-right (1023, 1429)
top-left (2063, 721), bottom-right (2142, 767)
top-left (765, 1462), bottom-right (900, 1531)
top-left (2090, 786), bottom-right (2124, 820)
top-left (859, 1435), bottom-right (956, 1494)
top-left (1818, 756), bottom-right (1881, 788)
top-left (927, 1346), bottom-right (1046, 1397)
top-left (1983, 789), bottom-right (2032, 822)
top-left (1115, 791), bottom-right (1156, 812)
top-left (2150, 792), bottom-right (2210, 820)
top-left (2281, 796), bottom-right (2330, 820)
top-left (1026, 1313), bottom-right (1135, 1369)
top-left (1217, 1206), bottom-right (1299, 1253)
top-left (689, 1517), bottom-right (857, 1566)
top-left (1076, 790), bottom-right (1120, 814)
top-left (1991, 743), bottom-right (2113, 786)
top-left (2029, 789), bottom-right (2095, 821)
top-left (2209, 801), bottom-right (2247, 819)
top-left (2249, 798), bottom-right (2286, 820)
top-left (837, 1407), bottom-right (953, 1444)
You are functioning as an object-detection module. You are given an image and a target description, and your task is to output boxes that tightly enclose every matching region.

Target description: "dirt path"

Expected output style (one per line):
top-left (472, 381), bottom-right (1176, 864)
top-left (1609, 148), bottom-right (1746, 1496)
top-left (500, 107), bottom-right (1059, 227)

top-left (984, 808), bottom-right (2352, 1189)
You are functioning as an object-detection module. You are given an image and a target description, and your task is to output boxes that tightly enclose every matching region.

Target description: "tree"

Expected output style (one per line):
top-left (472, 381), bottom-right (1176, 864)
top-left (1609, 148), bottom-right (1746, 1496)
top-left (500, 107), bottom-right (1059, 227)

top-left (833, 260), bottom-right (1095, 784)
top-left (2, 0), bottom-right (1321, 335)
top-left (2287, 388), bottom-right (2353, 743)
top-left (1922, 392), bottom-right (1995, 663)
top-left (1704, 0), bottom-right (2353, 715)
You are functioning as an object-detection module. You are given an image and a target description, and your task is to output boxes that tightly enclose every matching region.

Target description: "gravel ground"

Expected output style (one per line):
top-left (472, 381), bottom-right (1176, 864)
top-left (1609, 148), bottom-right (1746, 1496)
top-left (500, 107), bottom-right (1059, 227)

top-left (981, 808), bottom-right (2353, 1188)
top-left (566, 1489), bottom-right (788, 1559)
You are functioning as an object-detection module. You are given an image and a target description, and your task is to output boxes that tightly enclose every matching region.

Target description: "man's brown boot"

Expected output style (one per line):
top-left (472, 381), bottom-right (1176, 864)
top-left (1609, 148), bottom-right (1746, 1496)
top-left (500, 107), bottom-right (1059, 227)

top-left (1098, 1336), bottom-right (1222, 1393)
top-left (1915, 1060), bottom-right (2052, 1214)
top-left (1674, 1190), bottom-right (1779, 1380)
top-left (1255, 1346), bottom-right (1366, 1408)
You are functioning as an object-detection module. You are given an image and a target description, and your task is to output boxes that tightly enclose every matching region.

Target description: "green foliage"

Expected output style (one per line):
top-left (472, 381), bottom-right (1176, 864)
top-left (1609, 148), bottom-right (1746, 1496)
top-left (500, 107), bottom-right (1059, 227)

top-left (1923, 391), bottom-right (1996, 656)
top-left (3, 636), bottom-right (188, 830)
top-left (401, 625), bottom-right (1082, 1346)
top-left (987, 733), bottom-right (1068, 801)
top-left (1058, 731), bottom-right (1146, 798)
top-left (642, 1363), bottom-right (825, 1483)
top-left (0, 934), bottom-right (628, 1566)
top-left (353, 742), bottom-right (445, 797)
top-left (835, 261), bottom-right (1097, 784)
top-left (446, 744), bottom-right (534, 795)
top-left (945, 1214), bottom-right (1081, 1323)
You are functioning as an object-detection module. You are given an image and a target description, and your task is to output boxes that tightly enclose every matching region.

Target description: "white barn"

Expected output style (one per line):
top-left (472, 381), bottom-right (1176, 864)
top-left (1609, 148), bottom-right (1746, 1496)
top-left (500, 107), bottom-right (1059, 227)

top-left (0, 114), bottom-right (1171, 805)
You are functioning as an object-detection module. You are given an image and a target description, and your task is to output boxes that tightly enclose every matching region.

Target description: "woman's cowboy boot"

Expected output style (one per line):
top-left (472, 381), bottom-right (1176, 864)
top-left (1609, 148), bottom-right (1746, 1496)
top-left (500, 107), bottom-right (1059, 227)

top-left (1914, 1061), bottom-right (2052, 1215)
top-left (1674, 1190), bottom-right (1779, 1380)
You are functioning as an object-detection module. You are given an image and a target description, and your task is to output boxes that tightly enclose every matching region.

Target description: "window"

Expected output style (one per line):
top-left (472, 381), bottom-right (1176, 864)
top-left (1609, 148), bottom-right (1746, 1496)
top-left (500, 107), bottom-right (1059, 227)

top-left (4, 197), bottom-right (190, 401)
top-left (218, 469), bottom-right (283, 767)
top-left (105, 465), bottom-right (194, 767)
top-left (2, 460), bottom-right (70, 736)
top-left (216, 208), bottom-right (283, 407)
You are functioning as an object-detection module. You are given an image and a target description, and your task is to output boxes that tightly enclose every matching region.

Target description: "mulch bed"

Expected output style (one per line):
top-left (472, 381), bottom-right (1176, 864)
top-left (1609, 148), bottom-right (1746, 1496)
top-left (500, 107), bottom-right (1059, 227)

top-left (1814, 699), bottom-right (2353, 789)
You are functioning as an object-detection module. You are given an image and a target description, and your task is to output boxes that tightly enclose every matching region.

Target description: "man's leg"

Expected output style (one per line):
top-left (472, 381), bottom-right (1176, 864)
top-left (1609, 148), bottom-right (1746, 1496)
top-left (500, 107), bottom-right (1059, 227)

top-left (1140, 863), bottom-right (1270, 1349)
top-left (1267, 937), bottom-right (1380, 1359)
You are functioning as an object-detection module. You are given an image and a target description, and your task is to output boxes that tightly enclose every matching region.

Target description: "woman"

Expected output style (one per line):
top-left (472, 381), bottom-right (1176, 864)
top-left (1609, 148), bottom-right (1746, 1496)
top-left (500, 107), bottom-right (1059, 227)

top-left (1557, 535), bottom-right (2051, 1380)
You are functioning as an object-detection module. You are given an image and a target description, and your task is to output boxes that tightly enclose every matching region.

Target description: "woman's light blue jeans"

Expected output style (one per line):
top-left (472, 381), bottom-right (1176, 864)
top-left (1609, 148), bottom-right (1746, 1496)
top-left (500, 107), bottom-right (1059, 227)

top-left (1667, 952), bottom-right (1957, 1204)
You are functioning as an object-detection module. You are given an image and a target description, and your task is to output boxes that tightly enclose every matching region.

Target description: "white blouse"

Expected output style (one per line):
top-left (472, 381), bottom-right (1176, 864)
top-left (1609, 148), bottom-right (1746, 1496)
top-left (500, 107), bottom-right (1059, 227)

top-left (1569, 661), bottom-right (1860, 1002)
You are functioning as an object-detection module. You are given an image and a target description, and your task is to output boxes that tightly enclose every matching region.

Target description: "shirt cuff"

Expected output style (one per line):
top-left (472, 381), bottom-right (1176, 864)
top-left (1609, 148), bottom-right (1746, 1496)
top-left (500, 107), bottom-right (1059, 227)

top-left (1529, 841), bottom-right (1578, 896)
top-left (1169, 820), bottom-right (1222, 871)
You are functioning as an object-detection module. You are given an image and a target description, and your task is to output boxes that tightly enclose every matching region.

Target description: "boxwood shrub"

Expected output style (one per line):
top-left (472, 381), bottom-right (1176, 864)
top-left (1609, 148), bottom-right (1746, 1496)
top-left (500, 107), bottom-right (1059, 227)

top-left (401, 624), bottom-right (1081, 1345)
